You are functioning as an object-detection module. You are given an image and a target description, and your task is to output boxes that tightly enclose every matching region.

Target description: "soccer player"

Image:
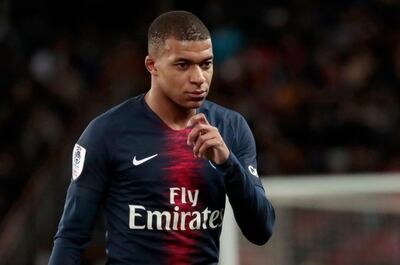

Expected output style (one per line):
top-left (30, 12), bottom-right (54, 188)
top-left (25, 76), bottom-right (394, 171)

top-left (48, 10), bottom-right (275, 265)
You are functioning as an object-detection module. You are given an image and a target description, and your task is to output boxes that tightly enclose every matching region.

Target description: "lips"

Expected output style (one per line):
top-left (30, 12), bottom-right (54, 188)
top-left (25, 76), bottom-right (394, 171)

top-left (186, 91), bottom-right (207, 101)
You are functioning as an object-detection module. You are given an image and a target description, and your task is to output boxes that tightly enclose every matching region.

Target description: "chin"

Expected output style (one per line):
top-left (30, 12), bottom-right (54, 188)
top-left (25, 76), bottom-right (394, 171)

top-left (183, 100), bottom-right (204, 109)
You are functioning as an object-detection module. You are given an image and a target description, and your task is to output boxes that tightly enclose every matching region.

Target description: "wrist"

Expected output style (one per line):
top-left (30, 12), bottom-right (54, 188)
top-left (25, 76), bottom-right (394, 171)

top-left (213, 148), bottom-right (230, 165)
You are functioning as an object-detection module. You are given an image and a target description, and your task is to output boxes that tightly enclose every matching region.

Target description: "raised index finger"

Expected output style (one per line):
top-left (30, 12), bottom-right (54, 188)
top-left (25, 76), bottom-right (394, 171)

top-left (187, 113), bottom-right (210, 128)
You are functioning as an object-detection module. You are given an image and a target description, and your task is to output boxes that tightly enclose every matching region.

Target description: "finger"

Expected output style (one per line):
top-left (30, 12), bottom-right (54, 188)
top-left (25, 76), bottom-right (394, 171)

top-left (197, 137), bottom-right (220, 159)
top-left (187, 113), bottom-right (210, 128)
top-left (187, 123), bottom-right (211, 145)
top-left (193, 133), bottom-right (216, 156)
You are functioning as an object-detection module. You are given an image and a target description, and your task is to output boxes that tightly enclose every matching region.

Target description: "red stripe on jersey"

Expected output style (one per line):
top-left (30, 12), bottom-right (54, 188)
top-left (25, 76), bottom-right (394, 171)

top-left (162, 128), bottom-right (205, 265)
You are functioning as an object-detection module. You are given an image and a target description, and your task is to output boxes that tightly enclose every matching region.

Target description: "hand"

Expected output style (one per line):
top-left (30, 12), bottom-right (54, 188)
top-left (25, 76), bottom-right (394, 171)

top-left (187, 113), bottom-right (230, 165)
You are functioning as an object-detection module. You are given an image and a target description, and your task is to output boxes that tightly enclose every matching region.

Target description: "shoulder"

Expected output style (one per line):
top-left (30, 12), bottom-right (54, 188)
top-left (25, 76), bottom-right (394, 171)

top-left (201, 100), bottom-right (247, 128)
top-left (87, 95), bottom-right (144, 132)
top-left (80, 95), bottom-right (144, 142)
top-left (202, 101), bottom-right (257, 158)
top-left (201, 100), bottom-right (252, 149)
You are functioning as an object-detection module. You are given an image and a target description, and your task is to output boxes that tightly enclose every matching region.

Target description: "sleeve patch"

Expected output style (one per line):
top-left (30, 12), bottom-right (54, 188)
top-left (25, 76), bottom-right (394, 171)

top-left (72, 144), bottom-right (86, 180)
top-left (248, 165), bottom-right (259, 178)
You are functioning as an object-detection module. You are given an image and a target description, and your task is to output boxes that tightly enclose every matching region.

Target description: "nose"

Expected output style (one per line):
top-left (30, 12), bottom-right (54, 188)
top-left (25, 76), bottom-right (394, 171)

top-left (189, 65), bottom-right (206, 86)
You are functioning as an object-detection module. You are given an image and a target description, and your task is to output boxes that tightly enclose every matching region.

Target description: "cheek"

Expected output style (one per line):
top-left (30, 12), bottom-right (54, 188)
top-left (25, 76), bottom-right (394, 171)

top-left (160, 69), bottom-right (180, 86)
top-left (206, 67), bottom-right (213, 78)
top-left (160, 74), bottom-right (186, 96)
top-left (205, 71), bottom-right (213, 84)
top-left (169, 73), bottom-right (187, 87)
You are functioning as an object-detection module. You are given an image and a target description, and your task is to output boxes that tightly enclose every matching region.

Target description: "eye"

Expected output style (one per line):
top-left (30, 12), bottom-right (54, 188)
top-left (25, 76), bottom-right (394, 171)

top-left (175, 62), bottom-right (189, 70)
top-left (201, 61), bottom-right (213, 70)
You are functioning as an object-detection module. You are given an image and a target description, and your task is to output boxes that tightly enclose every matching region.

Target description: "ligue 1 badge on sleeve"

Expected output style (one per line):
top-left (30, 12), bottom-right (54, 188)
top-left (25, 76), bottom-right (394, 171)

top-left (72, 143), bottom-right (86, 180)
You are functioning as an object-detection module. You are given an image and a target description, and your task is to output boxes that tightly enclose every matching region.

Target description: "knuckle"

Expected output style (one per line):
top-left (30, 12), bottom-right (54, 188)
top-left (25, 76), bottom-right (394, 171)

top-left (200, 144), bottom-right (207, 152)
top-left (198, 146), bottom-right (204, 153)
top-left (197, 135), bottom-right (204, 142)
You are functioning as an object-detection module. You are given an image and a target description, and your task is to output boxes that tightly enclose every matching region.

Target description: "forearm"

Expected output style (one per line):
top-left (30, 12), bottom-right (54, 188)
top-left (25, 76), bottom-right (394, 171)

top-left (48, 237), bottom-right (87, 265)
top-left (48, 185), bottom-right (102, 265)
top-left (217, 153), bottom-right (275, 245)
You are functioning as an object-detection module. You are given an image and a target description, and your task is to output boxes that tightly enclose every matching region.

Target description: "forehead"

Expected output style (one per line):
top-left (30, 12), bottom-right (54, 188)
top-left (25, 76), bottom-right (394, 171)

top-left (162, 38), bottom-right (213, 61)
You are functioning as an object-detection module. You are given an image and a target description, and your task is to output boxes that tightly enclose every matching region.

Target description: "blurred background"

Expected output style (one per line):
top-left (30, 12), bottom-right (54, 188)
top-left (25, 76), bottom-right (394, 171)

top-left (0, 0), bottom-right (400, 264)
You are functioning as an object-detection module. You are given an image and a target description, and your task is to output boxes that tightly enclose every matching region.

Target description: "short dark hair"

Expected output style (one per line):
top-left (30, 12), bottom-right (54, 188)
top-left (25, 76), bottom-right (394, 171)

top-left (148, 10), bottom-right (210, 55)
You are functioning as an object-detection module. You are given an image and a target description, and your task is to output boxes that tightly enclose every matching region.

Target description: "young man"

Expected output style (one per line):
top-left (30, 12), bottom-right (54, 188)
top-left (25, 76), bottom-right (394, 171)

top-left (48, 10), bottom-right (275, 265)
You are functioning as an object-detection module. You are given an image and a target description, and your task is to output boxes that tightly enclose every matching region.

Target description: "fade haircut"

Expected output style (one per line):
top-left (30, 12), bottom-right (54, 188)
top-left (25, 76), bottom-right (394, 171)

top-left (148, 10), bottom-right (211, 56)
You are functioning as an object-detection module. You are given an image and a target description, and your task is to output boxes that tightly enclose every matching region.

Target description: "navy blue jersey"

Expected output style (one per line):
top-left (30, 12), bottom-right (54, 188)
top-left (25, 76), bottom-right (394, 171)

top-left (48, 94), bottom-right (275, 265)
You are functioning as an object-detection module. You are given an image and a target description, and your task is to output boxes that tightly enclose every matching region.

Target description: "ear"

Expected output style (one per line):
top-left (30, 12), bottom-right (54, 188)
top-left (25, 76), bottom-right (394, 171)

top-left (145, 55), bottom-right (157, 75)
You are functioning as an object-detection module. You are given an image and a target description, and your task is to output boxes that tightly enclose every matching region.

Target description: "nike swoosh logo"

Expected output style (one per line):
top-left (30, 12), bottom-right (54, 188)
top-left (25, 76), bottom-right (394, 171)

top-left (132, 154), bottom-right (158, 166)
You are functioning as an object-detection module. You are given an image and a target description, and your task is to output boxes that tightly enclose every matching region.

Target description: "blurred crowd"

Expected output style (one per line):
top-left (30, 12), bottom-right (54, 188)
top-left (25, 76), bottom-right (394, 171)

top-left (0, 0), bottom-right (399, 232)
top-left (208, 1), bottom-right (400, 175)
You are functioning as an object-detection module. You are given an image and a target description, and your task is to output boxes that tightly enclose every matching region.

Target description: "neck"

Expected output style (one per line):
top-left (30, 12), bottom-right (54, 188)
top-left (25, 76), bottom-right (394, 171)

top-left (145, 89), bottom-right (196, 130)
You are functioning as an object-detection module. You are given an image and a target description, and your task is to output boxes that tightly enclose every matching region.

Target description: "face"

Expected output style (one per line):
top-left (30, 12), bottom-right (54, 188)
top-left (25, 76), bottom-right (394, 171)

top-left (146, 37), bottom-right (213, 110)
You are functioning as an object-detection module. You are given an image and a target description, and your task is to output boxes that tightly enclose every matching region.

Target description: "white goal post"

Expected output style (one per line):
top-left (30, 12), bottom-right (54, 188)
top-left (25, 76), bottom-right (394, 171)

top-left (220, 173), bottom-right (400, 265)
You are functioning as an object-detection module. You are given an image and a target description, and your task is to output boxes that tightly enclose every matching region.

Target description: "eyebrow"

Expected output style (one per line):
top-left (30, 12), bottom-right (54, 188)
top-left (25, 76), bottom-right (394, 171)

top-left (174, 56), bottom-right (213, 63)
